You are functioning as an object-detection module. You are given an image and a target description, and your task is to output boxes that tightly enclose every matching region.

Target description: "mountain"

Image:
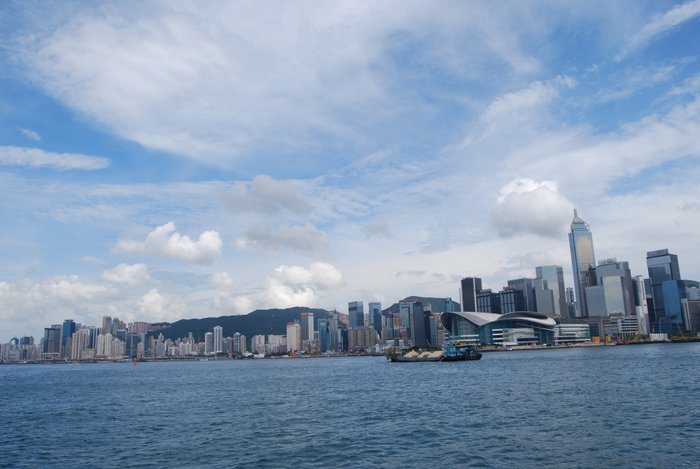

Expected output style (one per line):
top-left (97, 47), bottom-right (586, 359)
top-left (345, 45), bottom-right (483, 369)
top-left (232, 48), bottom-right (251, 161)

top-left (382, 296), bottom-right (461, 315)
top-left (157, 306), bottom-right (332, 342)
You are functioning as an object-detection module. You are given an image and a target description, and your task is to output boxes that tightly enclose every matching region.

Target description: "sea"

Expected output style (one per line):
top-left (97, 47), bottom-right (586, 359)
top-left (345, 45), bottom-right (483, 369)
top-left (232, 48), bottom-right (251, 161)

top-left (1, 343), bottom-right (699, 468)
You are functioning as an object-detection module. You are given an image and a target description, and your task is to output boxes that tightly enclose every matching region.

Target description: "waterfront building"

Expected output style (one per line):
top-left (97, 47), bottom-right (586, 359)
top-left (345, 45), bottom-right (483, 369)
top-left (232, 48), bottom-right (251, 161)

top-left (252, 335), bottom-right (266, 354)
top-left (348, 301), bottom-right (364, 327)
top-left (662, 280), bottom-right (699, 333)
top-left (566, 287), bottom-right (577, 318)
top-left (204, 332), bottom-right (214, 355)
top-left (347, 326), bottom-right (377, 351)
top-left (286, 322), bottom-right (301, 352)
top-left (554, 323), bottom-right (591, 344)
top-left (585, 258), bottom-right (635, 317)
top-left (213, 326), bottom-right (223, 354)
top-left (369, 302), bottom-right (382, 337)
top-left (533, 278), bottom-right (556, 317)
top-left (409, 301), bottom-right (428, 348)
top-left (460, 277), bottom-right (482, 312)
top-left (507, 278), bottom-right (537, 312)
top-left (233, 332), bottom-right (247, 354)
top-left (632, 276), bottom-right (651, 336)
top-left (646, 249), bottom-right (681, 333)
top-left (536, 266), bottom-right (567, 318)
top-left (300, 311), bottom-right (314, 342)
top-left (569, 209), bottom-right (597, 317)
top-left (428, 313), bottom-right (445, 348)
top-left (267, 335), bottom-right (286, 355)
top-left (42, 325), bottom-right (61, 359)
top-left (476, 289), bottom-right (500, 314)
top-left (499, 288), bottom-right (525, 314)
top-left (441, 311), bottom-right (556, 346)
top-left (60, 319), bottom-right (76, 359)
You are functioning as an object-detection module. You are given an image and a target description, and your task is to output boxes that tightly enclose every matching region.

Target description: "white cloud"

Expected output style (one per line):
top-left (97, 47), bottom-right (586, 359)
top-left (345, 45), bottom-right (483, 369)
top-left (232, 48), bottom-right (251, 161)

top-left (270, 262), bottom-right (344, 291)
top-left (210, 271), bottom-right (234, 289)
top-left (619, 0), bottom-right (700, 58)
top-left (492, 179), bottom-right (573, 238)
top-left (137, 288), bottom-right (169, 322)
top-left (100, 263), bottom-right (151, 287)
top-left (114, 222), bottom-right (222, 264)
top-left (19, 128), bottom-right (41, 141)
top-left (227, 175), bottom-right (311, 214)
top-left (14, 2), bottom-right (548, 164)
top-left (481, 76), bottom-right (575, 124)
top-left (0, 146), bottom-right (109, 170)
top-left (235, 223), bottom-right (329, 256)
top-left (363, 222), bottom-right (393, 239)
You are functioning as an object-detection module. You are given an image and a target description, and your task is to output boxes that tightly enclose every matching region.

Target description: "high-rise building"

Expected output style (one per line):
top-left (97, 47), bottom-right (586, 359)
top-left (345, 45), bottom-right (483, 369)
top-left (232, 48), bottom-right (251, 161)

top-left (507, 278), bottom-right (537, 312)
top-left (476, 289), bottom-right (501, 314)
top-left (286, 322), bottom-right (301, 352)
top-left (369, 302), bottom-right (382, 337)
top-left (632, 276), bottom-right (650, 336)
top-left (585, 258), bottom-right (635, 318)
top-left (646, 249), bottom-right (682, 333)
top-left (213, 326), bottom-right (223, 354)
top-left (409, 301), bottom-right (428, 348)
top-left (460, 277), bottom-right (482, 312)
top-left (42, 325), bottom-right (61, 359)
top-left (536, 266), bottom-right (567, 318)
top-left (252, 335), bottom-right (266, 354)
top-left (300, 312), bottom-right (314, 342)
top-left (348, 301), bottom-right (364, 327)
top-left (568, 209), bottom-right (596, 317)
top-left (60, 319), bottom-right (76, 359)
top-left (204, 332), bottom-right (214, 355)
top-left (533, 278), bottom-right (555, 317)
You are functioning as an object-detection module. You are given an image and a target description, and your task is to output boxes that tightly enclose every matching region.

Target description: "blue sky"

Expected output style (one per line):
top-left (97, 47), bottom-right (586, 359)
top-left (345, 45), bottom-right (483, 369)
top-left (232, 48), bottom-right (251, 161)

top-left (1, 0), bottom-right (700, 339)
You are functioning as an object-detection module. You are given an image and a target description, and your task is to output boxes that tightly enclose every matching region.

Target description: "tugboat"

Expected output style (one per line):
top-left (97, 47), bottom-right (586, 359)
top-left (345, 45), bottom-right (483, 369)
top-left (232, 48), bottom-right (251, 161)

top-left (388, 339), bottom-right (482, 362)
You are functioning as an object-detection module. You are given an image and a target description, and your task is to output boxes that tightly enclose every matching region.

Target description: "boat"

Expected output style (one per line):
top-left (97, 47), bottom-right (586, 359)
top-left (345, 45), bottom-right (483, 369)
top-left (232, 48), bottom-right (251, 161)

top-left (388, 340), bottom-right (482, 362)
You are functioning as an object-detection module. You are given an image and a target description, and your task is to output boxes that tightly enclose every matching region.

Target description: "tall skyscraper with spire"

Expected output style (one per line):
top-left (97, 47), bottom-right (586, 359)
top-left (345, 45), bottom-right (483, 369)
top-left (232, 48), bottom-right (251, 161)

top-left (568, 209), bottom-right (596, 317)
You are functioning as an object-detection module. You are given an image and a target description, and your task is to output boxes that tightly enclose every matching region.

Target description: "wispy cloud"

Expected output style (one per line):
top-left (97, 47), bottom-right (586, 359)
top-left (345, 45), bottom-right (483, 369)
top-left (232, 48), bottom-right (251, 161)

top-left (0, 146), bottom-right (109, 170)
top-left (19, 128), bottom-right (41, 141)
top-left (618, 0), bottom-right (700, 59)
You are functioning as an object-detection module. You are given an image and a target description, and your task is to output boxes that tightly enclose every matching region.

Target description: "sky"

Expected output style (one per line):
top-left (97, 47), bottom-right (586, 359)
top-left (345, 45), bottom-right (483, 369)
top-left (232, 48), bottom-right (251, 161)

top-left (1, 0), bottom-right (700, 340)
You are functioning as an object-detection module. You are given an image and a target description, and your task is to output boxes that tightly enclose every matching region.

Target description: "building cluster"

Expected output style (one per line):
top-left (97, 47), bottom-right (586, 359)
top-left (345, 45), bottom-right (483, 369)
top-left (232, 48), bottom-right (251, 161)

top-left (446, 210), bottom-right (700, 347)
top-left (3, 209), bottom-right (699, 364)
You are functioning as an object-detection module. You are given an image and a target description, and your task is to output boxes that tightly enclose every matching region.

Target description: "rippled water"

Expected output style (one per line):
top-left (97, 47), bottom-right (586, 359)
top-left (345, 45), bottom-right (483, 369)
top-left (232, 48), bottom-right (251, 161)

top-left (2, 344), bottom-right (699, 468)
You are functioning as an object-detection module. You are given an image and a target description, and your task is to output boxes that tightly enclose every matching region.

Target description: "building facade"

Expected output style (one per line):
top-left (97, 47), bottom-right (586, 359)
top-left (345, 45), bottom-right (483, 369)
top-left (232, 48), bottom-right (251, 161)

top-left (569, 209), bottom-right (596, 318)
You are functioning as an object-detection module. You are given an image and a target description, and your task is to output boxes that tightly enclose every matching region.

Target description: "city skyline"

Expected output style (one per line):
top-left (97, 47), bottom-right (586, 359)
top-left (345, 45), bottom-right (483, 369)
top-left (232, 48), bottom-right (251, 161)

top-left (2, 2), bottom-right (700, 340)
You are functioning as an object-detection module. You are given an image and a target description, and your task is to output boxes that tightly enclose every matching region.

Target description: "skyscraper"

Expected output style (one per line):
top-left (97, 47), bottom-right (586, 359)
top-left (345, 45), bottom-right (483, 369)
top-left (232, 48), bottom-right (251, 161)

top-left (568, 209), bottom-right (596, 317)
top-left (460, 277), bottom-right (482, 312)
top-left (286, 322), bottom-right (301, 352)
top-left (646, 249), bottom-right (681, 332)
top-left (348, 301), bottom-right (364, 327)
top-left (300, 311), bottom-right (314, 342)
top-left (213, 326), bottom-right (223, 354)
top-left (536, 266), bottom-right (567, 318)
top-left (369, 302), bottom-right (382, 336)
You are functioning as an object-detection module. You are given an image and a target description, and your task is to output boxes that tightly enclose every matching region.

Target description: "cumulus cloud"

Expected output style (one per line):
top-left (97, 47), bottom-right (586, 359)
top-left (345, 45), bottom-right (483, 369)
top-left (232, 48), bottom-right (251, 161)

top-left (228, 175), bottom-right (311, 214)
top-left (0, 146), bottom-right (110, 170)
top-left (19, 128), bottom-right (41, 141)
top-left (491, 179), bottom-right (573, 238)
top-left (137, 289), bottom-right (168, 322)
top-left (270, 262), bottom-right (344, 291)
top-left (114, 222), bottom-right (222, 264)
top-left (235, 223), bottom-right (328, 256)
top-left (0, 276), bottom-right (118, 337)
top-left (210, 271), bottom-right (235, 289)
top-left (100, 263), bottom-right (151, 287)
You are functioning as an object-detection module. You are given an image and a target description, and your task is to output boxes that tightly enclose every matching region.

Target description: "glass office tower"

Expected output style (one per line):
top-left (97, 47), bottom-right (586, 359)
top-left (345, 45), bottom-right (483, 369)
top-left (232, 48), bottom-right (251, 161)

top-left (568, 209), bottom-right (596, 317)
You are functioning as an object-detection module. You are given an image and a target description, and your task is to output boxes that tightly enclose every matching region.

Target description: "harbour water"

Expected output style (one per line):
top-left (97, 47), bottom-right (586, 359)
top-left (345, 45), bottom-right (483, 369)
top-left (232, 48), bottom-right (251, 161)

top-left (2, 343), bottom-right (699, 467)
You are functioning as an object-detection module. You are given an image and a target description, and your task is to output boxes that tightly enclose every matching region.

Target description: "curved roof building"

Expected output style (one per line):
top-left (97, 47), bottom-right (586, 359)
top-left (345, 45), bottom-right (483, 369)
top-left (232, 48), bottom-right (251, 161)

top-left (441, 311), bottom-right (557, 346)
